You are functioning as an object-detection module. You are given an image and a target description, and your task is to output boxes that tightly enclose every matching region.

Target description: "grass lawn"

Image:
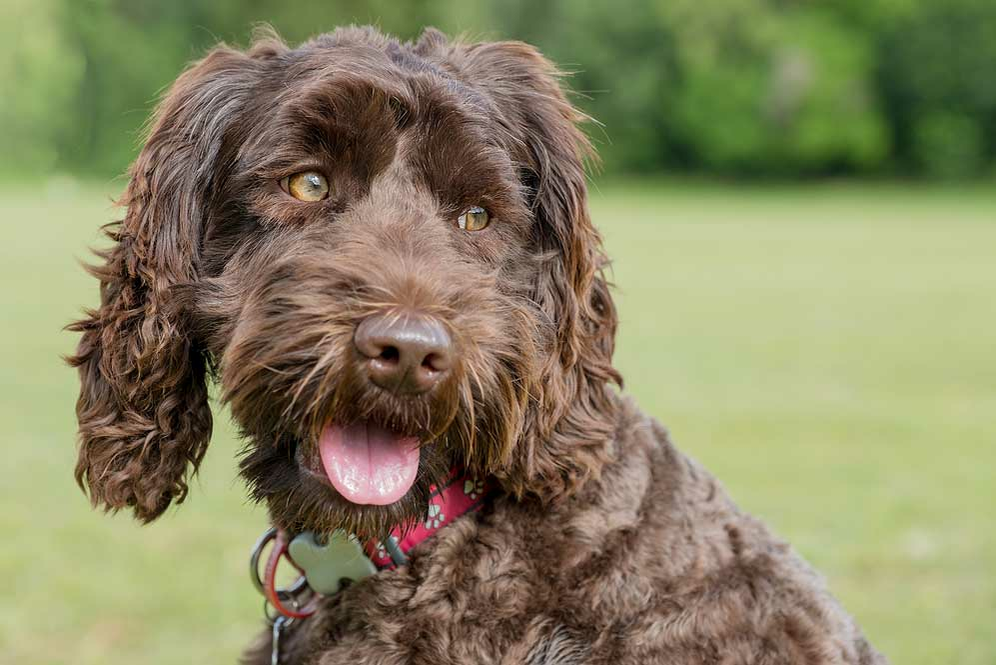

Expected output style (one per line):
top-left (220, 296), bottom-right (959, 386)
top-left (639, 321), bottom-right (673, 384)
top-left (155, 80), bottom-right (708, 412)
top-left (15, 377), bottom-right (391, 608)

top-left (1, 179), bottom-right (993, 663)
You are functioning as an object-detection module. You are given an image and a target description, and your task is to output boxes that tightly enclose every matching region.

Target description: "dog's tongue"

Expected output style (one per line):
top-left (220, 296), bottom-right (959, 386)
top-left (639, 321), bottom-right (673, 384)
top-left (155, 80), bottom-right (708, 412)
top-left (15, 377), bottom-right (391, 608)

top-left (318, 422), bottom-right (420, 505)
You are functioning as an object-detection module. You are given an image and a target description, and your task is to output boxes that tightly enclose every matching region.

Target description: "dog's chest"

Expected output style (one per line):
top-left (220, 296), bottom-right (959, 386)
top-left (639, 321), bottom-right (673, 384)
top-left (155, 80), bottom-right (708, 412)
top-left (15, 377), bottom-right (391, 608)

top-left (246, 411), bottom-right (883, 665)
top-left (249, 420), bottom-right (683, 663)
top-left (271, 504), bottom-right (587, 662)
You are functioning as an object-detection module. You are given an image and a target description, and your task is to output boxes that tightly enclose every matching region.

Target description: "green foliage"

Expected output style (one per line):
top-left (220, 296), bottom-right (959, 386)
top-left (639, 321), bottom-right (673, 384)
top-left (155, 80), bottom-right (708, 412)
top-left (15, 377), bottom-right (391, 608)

top-left (0, 0), bottom-right (83, 176)
top-left (877, 0), bottom-right (996, 177)
top-left (2, 0), bottom-right (995, 178)
top-left (911, 110), bottom-right (988, 179)
top-left (657, 1), bottom-right (888, 175)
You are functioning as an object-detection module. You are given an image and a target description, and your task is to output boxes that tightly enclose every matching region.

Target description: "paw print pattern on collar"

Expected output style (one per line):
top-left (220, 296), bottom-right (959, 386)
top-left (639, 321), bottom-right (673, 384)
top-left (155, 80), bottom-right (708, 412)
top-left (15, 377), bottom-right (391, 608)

top-left (463, 477), bottom-right (484, 500)
top-left (425, 503), bottom-right (446, 529)
top-left (363, 467), bottom-right (493, 570)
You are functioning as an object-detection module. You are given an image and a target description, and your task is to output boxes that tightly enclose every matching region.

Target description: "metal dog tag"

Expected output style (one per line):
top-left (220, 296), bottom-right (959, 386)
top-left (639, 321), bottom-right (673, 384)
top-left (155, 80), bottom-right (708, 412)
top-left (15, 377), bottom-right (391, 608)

top-left (288, 530), bottom-right (377, 595)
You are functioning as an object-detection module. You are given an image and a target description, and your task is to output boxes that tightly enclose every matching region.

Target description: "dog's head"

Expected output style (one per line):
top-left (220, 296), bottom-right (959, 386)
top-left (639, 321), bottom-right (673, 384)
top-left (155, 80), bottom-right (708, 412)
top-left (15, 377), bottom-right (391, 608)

top-left (70, 27), bottom-right (620, 538)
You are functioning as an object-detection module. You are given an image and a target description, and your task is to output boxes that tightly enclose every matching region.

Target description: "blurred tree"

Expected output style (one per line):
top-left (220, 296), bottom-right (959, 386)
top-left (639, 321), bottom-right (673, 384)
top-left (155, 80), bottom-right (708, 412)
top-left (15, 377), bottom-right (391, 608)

top-left (0, 0), bottom-right (83, 177)
top-left (877, 0), bottom-right (996, 177)
top-left (662, 1), bottom-right (888, 175)
top-left (1, 0), bottom-right (993, 180)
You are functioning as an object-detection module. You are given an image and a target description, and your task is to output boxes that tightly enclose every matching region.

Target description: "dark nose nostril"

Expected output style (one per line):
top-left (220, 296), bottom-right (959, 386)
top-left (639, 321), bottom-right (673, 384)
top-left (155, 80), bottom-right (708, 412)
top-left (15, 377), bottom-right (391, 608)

top-left (422, 353), bottom-right (443, 372)
top-left (354, 312), bottom-right (453, 394)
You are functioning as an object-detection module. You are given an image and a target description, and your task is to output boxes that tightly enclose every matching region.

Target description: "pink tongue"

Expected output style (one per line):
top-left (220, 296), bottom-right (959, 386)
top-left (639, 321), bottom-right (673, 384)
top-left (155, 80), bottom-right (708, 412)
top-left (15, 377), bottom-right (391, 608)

top-left (318, 422), bottom-right (420, 505)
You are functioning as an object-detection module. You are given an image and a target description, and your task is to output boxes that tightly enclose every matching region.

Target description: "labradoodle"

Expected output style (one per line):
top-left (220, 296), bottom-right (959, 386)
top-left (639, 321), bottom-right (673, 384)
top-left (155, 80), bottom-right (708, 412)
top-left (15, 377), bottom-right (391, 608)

top-left (70, 26), bottom-right (886, 665)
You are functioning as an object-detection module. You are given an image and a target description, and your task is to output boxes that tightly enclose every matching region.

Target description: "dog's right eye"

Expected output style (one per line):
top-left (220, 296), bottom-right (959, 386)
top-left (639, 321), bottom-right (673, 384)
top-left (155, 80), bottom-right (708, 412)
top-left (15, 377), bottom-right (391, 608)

top-left (280, 171), bottom-right (330, 202)
top-left (457, 206), bottom-right (490, 231)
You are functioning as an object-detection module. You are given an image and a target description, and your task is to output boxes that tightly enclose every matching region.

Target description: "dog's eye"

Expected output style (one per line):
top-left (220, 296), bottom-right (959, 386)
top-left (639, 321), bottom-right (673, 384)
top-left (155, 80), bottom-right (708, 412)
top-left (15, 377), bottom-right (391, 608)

top-left (281, 171), bottom-right (330, 202)
top-left (457, 206), bottom-right (490, 231)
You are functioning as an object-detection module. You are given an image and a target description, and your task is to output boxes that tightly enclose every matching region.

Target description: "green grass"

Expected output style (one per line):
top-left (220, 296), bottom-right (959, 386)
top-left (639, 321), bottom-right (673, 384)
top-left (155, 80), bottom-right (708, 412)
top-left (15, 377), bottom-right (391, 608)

top-left (1, 179), bottom-right (994, 663)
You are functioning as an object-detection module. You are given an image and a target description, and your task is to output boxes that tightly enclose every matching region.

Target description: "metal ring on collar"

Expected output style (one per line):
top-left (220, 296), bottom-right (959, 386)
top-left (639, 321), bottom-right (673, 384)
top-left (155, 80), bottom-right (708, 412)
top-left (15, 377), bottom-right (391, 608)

top-left (250, 526), bottom-right (309, 599)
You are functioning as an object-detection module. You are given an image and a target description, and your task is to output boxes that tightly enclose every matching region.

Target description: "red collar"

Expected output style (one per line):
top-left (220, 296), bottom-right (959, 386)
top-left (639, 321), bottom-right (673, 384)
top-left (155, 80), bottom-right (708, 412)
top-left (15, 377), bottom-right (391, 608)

top-left (253, 467), bottom-right (491, 620)
top-left (364, 467), bottom-right (491, 569)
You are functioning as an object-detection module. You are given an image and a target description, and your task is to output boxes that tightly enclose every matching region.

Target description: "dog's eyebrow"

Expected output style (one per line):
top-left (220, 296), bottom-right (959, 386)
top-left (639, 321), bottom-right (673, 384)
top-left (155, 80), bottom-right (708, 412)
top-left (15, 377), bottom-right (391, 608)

top-left (382, 41), bottom-right (496, 118)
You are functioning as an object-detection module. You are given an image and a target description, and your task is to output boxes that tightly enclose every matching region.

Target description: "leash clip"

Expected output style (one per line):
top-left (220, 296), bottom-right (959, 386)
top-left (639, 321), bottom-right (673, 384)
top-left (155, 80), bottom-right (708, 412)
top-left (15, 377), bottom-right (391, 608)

top-left (270, 614), bottom-right (292, 665)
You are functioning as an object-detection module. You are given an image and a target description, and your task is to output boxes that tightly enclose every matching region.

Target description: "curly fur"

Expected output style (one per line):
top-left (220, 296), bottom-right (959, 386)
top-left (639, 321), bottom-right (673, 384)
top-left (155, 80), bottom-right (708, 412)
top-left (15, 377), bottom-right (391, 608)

top-left (69, 25), bottom-right (885, 664)
top-left (246, 402), bottom-right (883, 664)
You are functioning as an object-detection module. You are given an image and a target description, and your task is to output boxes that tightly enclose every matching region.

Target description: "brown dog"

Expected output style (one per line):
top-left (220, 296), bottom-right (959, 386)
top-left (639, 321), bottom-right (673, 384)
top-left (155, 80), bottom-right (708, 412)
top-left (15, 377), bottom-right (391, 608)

top-left (70, 26), bottom-right (886, 664)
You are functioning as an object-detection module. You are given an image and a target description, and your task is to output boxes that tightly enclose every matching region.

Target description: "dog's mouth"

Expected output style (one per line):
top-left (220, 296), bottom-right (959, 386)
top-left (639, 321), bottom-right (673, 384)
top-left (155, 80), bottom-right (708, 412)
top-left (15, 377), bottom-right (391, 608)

top-left (314, 421), bottom-right (421, 506)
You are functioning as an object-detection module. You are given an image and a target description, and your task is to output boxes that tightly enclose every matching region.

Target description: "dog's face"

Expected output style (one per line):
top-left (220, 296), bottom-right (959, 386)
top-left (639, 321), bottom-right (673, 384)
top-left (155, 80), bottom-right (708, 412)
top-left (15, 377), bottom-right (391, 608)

top-left (71, 27), bottom-right (619, 538)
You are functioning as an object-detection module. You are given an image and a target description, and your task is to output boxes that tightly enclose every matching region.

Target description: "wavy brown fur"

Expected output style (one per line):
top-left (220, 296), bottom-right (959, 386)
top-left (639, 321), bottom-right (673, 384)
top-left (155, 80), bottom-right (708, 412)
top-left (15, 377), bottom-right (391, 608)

top-left (247, 400), bottom-right (884, 664)
top-left (69, 25), bottom-right (885, 663)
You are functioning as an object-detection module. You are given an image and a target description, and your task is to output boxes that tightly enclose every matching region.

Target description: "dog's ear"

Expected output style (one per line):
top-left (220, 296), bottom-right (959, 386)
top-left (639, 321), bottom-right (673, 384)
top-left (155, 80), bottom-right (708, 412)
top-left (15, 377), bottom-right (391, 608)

top-left (68, 45), bottom-right (266, 522)
top-left (459, 40), bottom-right (623, 499)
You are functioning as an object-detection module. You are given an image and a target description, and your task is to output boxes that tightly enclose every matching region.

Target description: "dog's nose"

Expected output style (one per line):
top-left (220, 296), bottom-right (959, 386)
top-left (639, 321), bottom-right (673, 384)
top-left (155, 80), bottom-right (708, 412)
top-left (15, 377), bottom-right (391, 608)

top-left (354, 313), bottom-right (453, 394)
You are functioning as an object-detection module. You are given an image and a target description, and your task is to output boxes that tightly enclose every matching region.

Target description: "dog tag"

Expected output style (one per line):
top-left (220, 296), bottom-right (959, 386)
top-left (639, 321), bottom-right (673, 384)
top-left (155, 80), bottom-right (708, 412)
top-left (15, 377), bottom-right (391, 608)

top-left (288, 530), bottom-right (377, 595)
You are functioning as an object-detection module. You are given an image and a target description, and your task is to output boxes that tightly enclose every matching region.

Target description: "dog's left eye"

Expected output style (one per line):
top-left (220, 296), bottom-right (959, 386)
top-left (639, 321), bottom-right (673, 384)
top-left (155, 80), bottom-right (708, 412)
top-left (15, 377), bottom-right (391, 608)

top-left (457, 206), bottom-right (490, 231)
top-left (280, 171), bottom-right (330, 202)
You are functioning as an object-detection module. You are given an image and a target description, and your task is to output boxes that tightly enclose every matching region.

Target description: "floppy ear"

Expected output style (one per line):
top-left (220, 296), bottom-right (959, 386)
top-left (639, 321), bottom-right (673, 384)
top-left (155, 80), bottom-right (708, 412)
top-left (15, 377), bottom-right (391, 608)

top-left (68, 45), bottom-right (264, 522)
top-left (458, 39), bottom-right (622, 499)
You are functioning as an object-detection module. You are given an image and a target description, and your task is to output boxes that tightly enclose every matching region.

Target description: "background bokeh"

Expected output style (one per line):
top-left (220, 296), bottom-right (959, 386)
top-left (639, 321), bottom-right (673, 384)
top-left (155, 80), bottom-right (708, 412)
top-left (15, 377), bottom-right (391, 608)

top-left (6, 0), bottom-right (996, 180)
top-left (1, 1), bottom-right (994, 664)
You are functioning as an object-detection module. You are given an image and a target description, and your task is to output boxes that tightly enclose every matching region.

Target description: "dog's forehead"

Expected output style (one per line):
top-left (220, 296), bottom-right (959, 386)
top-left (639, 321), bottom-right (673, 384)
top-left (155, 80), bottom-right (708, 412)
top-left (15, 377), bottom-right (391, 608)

top-left (233, 41), bottom-right (514, 178)
top-left (274, 43), bottom-right (496, 135)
